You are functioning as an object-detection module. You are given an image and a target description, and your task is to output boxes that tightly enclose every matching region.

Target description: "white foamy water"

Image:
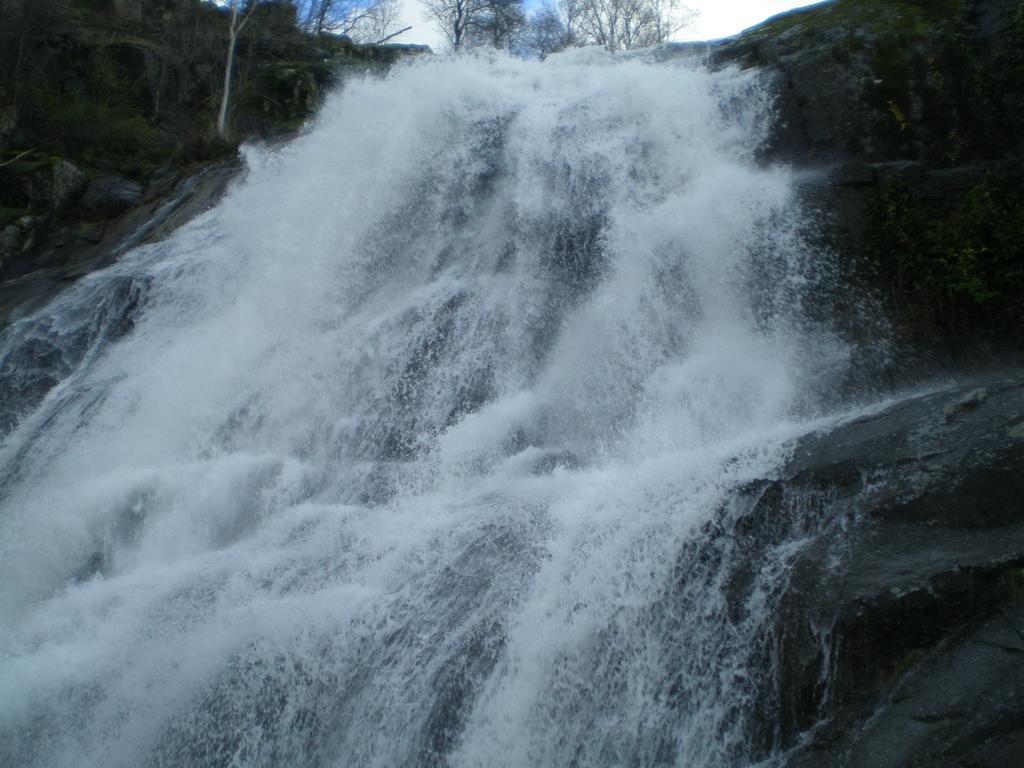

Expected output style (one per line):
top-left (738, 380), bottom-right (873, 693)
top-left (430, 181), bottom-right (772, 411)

top-left (0, 50), bottom-right (848, 767)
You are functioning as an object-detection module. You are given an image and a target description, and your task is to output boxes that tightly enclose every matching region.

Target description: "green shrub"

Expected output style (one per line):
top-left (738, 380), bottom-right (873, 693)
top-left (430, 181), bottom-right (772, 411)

top-left (862, 163), bottom-right (1024, 342)
top-left (29, 96), bottom-right (172, 178)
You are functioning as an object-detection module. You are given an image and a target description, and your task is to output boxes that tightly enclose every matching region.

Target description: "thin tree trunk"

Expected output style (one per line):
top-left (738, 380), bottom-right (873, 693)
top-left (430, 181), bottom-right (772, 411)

top-left (374, 26), bottom-right (412, 45)
top-left (216, 27), bottom-right (236, 138)
top-left (217, 3), bottom-right (254, 141)
top-left (13, 36), bottom-right (26, 104)
top-left (0, 147), bottom-right (36, 168)
top-left (154, 57), bottom-right (166, 117)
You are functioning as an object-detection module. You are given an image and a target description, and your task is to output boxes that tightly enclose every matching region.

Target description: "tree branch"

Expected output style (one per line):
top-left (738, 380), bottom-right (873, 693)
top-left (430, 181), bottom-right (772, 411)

top-left (0, 148), bottom-right (36, 168)
top-left (374, 25), bottom-right (412, 44)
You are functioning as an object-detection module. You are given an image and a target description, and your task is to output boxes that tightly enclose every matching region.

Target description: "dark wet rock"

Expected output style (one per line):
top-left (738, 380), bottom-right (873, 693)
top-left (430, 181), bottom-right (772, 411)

top-left (712, 0), bottom-right (1024, 167)
top-left (0, 159), bottom-right (241, 331)
top-left (82, 176), bottom-right (145, 218)
top-left (919, 164), bottom-right (990, 198)
top-left (663, 0), bottom-right (1024, 358)
top-left (0, 225), bottom-right (20, 272)
top-left (788, 602), bottom-right (1024, 768)
top-left (830, 161), bottom-right (876, 187)
top-left (116, 160), bottom-right (241, 249)
top-left (0, 105), bottom-right (17, 143)
top-left (0, 271), bottom-right (150, 437)
top-left (0, 158), bottom-right (243, 439)
top-left (50, 159), bottom-right (89, 210)
top-left (111, 0), bottom-right (143, 22)
top-left (67, 222), bottom-right (105, 246)
top-left (941, 385), bottom-right (988, 419)
top-left (0, 157), bottom-right (87, 213)
top-left (144, 166), bottom-right (181, 203)
top-left (746, 372), bottom-right (1024, 766)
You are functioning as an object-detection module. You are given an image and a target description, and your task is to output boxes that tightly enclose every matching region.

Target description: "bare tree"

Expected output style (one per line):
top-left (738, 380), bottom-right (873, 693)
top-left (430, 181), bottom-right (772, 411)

top-left (217, 0), bottom-right (257, 140)
top-left (558, 0), bottom-right (584, 45)
top-left (473, 0), bottom-right (526, 51)
top-left (424, 0), bottom-right (525, 51)
top-left (522, 0), bottom-right (690, 57)
top-left (524, 2), bottom-right (576, 58)
top-left (304, 0), bottom-right (332, 33)
top-left (423, 0), bottom-right (489, 50)
top-left (573, 0), bottom-right (693, 51)
top-left (301, 0), bottom-right (403, 40)
top-left (347, 0), bottom-right (404, 43)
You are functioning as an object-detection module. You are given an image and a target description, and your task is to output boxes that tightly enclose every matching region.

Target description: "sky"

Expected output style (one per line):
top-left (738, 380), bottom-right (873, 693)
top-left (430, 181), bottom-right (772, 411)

top-left (391, 0), bottom-right (818, 50)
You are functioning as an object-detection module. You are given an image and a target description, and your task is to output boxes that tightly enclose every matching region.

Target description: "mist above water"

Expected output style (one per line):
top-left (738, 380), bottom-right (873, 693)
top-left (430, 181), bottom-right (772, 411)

top-left (0, 49), bottom-right (849, 767)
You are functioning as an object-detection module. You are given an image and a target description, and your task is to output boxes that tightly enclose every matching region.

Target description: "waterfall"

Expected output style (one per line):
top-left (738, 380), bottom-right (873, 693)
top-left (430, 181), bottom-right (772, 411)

top-left (0, 49), bottom-right (850, 767)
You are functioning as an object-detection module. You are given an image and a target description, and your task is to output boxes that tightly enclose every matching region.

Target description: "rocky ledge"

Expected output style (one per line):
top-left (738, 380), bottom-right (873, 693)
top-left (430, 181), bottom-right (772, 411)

top-left (736, 372), bottom-right (1024, 766)
top-left (0, 159), bottom-right (241, 330)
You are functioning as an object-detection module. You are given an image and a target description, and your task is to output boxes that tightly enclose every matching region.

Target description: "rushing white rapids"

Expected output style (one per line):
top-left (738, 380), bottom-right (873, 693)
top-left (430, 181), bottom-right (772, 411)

top-left (0, 50), bottom-right (851, 767)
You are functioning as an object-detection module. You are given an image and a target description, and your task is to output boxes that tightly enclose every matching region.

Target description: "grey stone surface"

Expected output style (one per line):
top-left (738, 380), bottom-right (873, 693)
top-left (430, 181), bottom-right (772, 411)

top-left (769, 373), bottom-right (1024, 767)
top-left (0, 159), bottom-right (241, 331)
top-left (82, 176), bottom-right (145, 217)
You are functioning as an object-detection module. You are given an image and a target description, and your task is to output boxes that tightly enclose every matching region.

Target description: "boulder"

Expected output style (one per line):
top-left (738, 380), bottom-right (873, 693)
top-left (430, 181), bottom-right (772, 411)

top-left (49, 159), bottom-right (88, 211)
top-left (81, 176), bottom-right (144, 218)
top-left (0, 157), bottom-right (87, 213)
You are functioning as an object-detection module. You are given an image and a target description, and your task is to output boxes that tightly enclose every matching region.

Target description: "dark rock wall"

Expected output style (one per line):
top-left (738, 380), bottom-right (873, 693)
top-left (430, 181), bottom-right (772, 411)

top-left (767, 373), bottom-right (1024, 767)
top-left (718, 0), bottom-right (1022, 165)
top-left (675, 7), bottom-right (1024, 760)
top-left (714, 0), bottom-right (1024, 361)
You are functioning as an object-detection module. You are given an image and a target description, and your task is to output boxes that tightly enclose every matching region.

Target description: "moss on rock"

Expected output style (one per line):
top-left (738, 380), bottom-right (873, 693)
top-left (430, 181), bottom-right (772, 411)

top-left (721, 0), bottom-right (1023, 164)
top-left (861, 160), bottom-right (1024, 343)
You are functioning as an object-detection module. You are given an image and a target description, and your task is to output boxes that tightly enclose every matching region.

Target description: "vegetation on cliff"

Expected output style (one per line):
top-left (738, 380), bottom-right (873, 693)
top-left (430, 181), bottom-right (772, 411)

top-left (0, 0), bottom-right (421, 279)
top-left (722, 0), bottom-right (1024, 355)
top-left (729, 0), bottom-right (1023, 163)
top-left (862, 160), bottom-right (1024, 345)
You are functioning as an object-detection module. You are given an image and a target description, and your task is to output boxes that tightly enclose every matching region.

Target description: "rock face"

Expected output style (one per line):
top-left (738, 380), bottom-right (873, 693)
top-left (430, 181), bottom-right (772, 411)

top-left (707, 0), bottom-right (1024, 355)
top-left (716, 0), bottom-right (1023, 167)
top-left (111, 0), bottom-right (143, 21)
top-left (670, 30), bottom-right (1024, 727)
top-left (81, 176), bottom-right (145, 218)
top-left (0, 157), bottom-right (88, 213)
top-left (0, 159), bottom-right (241, 331)
top-left (742, 372), bottom-right (1024, 766)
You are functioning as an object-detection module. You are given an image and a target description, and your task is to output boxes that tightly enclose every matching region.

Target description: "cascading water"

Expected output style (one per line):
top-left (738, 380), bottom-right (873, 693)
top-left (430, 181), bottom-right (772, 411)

top-left (0, 50), bottom-right (853, 767)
